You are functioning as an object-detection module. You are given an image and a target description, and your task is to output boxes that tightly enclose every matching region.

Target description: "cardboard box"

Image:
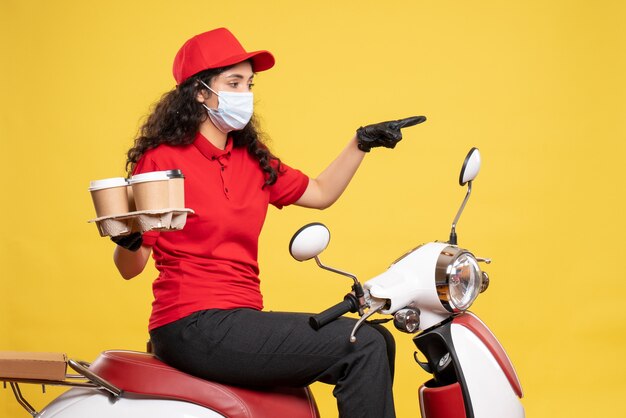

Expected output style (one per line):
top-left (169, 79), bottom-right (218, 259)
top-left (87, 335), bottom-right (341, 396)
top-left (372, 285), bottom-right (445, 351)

top-left (0, 351), bottom-right (68, 381)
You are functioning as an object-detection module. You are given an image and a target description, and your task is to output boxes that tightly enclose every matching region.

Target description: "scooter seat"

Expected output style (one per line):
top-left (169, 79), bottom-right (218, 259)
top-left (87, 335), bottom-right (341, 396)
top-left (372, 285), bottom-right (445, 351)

top-left (89, 350), bottom-right (320, 418)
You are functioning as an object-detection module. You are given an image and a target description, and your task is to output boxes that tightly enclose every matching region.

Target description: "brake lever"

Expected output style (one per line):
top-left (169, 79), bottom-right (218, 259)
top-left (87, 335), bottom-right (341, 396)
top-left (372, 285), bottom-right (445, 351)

top-left (349, 300), bottom-right (386, 343)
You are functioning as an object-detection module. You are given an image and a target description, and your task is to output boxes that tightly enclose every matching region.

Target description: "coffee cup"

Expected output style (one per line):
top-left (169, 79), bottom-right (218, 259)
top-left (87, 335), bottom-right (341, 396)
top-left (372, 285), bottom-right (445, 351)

top-left (165, 169), bottom-right (185, 208)
top-left (129, 171), bottom-right (171, 211)
top-left (89, 177), bottom-right (130, 217)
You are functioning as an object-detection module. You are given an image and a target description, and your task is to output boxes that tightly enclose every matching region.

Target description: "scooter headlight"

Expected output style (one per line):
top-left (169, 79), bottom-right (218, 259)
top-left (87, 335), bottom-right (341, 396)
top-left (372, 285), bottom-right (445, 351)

top-left (436, 247), bottom-right (483, 312)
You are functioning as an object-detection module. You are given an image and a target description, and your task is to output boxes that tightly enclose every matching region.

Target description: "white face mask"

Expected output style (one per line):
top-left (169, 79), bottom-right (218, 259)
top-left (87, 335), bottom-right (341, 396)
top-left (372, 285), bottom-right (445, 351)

top-left (199, 80), bottom-right (253, 133)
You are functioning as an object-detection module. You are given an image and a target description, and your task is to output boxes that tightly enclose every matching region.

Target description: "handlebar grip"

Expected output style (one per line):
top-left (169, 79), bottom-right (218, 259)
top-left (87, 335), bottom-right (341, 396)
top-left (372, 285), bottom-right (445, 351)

top-left (309, 296), bottom-right (358, 330)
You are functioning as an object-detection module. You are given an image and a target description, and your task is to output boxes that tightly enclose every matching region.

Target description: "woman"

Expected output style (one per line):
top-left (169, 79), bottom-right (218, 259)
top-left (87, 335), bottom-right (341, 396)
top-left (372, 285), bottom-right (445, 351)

top-left (113, 27), bottom-right (424, 418)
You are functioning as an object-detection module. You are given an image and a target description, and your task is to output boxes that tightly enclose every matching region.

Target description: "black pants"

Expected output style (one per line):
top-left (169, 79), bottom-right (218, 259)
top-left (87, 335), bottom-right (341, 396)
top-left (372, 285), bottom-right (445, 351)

top-left (150, 308), bottom-right (396, 418)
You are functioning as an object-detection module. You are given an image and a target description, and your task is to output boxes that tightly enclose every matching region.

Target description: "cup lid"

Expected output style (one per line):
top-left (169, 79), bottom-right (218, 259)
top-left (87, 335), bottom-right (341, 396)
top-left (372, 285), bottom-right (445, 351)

top-left (129, 171), bottom-right (171, 184)
top-left (89, 177), bottom-right (128, 191)
top-left (165, 169), bottom-right (185, 179)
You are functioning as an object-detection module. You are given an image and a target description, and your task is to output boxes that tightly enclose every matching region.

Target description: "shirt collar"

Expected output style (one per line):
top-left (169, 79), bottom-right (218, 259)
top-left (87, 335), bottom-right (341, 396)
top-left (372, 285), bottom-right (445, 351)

top-left (193, 132), bottom-right (233, 161)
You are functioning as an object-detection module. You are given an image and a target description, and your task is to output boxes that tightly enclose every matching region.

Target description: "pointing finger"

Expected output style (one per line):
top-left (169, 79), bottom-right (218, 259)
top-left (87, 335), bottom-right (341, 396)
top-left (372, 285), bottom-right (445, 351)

top-left (390, 115), bottom-right (427, 130)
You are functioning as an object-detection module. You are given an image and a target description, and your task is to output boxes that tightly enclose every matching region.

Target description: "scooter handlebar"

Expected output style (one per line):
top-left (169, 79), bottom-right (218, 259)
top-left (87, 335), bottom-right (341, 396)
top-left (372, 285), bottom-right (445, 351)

top-left (309, 294), bottom-right (359, 330)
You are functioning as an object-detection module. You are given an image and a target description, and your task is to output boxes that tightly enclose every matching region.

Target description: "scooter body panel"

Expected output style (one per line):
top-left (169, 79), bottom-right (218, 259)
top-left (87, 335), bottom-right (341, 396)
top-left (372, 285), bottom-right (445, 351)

top-left (38, 388), bottom-right (224, 418)
top-left (449, 318), bottom-right (524, 418)
top-left (365, 242), bottom-right (451, 329)
top-left (415, 313), bottom-right (524, 418)
top-left (419, 382), bottom-right (466, 418)
top-left (452, 313), bottom-right (523, 398)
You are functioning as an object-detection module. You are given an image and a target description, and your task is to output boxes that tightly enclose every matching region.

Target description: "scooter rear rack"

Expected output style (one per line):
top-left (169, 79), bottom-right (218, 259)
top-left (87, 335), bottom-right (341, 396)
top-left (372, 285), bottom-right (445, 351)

top-left (2, 358), bottom-right (121, 417)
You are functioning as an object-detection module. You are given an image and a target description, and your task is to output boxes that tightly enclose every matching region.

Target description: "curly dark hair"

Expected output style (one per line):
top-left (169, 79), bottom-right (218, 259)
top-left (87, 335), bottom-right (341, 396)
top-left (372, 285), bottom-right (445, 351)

top-left (125, 64), bottom-right (280, 186)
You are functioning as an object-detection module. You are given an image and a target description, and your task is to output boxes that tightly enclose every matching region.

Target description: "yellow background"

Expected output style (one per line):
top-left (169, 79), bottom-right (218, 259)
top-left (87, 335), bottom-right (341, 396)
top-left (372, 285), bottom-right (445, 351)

top-left (1, 0), bottom-right (625, 416)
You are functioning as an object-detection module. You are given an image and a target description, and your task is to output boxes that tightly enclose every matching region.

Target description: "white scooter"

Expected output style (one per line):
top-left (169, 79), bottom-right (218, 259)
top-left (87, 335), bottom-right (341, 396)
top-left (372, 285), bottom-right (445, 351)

top-left (290, 147), bottom-right (524, 417)
top-left (1, 148), bottom-right (523, 418)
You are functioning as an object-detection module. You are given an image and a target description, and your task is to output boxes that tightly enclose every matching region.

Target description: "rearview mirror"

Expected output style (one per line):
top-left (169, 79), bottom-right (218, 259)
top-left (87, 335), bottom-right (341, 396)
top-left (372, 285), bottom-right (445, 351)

top-left (289, 223), bottom-right (331, 262)
top-left (459, 147), bottom-right (481, 186)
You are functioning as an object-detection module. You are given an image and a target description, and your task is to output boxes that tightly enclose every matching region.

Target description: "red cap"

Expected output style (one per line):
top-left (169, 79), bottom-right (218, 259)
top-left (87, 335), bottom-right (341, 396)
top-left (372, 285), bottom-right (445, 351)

top-left (172, 28), bottom-right (275, 84)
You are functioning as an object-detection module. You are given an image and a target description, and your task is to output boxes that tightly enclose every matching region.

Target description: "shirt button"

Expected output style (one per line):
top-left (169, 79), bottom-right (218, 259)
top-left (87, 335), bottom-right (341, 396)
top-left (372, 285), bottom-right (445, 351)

top-left (225, 187), bottom-right (229, 193)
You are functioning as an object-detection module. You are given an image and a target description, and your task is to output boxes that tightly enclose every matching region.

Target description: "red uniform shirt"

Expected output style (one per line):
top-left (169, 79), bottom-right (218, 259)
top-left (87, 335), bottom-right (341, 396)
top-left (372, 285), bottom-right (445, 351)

top-left (133, 133), bottom-right (309, 331)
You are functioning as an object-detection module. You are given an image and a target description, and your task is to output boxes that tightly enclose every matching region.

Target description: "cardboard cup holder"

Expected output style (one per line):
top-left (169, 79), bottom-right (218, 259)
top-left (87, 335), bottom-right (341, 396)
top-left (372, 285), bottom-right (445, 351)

top-left (89, 208), bottom-right (194, 237)
top-left (88, 170), bottom-right (193, 237)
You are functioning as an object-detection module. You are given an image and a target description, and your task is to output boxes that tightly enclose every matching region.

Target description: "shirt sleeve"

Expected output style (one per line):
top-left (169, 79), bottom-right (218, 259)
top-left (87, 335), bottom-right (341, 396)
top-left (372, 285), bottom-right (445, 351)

top-left (269, 160), bottom-right (310, 209)
top-left (131, 152), bottom-right (161, 247)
